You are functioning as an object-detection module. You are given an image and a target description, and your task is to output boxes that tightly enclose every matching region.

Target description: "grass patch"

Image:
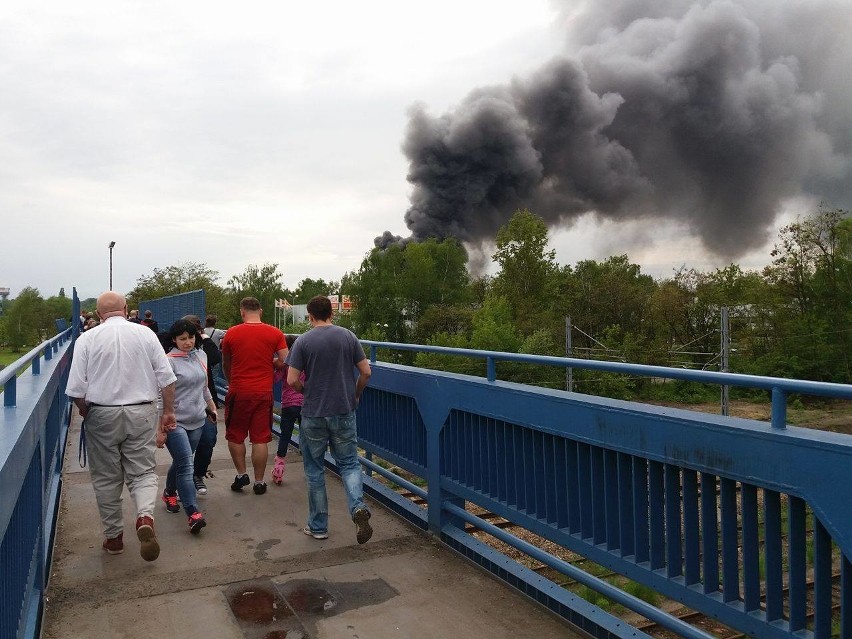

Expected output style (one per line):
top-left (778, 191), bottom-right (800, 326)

top-left (0, 348), bottom-right (24, 368)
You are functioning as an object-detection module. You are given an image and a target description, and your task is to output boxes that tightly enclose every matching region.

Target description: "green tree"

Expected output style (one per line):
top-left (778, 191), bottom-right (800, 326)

top-left (761, 205), bottom-right (851, 380)
top-left (1, 287), bottom-right (45, 350)
top-left (413, 332), bottom-right (476, 375)
top-left (491, 209), bottom-right (557, 336)
top-left (348, 238), bottom-right (470, 344)
top-left (44, 292), bottom-right (73, 329)
top-left (470, 296), bottom-right (521, 353)
top-left (227, 263), bottom-right (287, 327)
top-left (127, 262), bottom-right (230, 324)
top-left (412, 304), bottom-right (474, 344)
top-left (294, 278), bottom-right (334, 303)
top-left (509, 328), bottom-right (566, 389)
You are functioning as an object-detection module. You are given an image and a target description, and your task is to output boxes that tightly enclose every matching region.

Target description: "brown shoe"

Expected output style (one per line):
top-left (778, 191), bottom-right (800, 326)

top-left (102, 533), bottom-right (124, 555)
top-left (135, 515), bottom-right (160, 561)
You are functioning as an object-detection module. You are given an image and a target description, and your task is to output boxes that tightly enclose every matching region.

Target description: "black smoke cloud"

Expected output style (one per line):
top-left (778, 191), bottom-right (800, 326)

top-left (381, 0), bottom-right (851, 259)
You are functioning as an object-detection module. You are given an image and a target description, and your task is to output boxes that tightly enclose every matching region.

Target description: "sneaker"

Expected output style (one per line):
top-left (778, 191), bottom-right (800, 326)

top-left (188, 511), bottom-right (207, 535)
top-left (253, 481), bottom-right (267, 495)
top-left (162, 490), bottom-right (180, 513)
top-left (302, 526), bottom-right (329, 540)
top-left (353, 508), bottom-right (373, 544)
top-left (271, 455), bottom-right (286, 485)
top-left (231, 473), bottom-right (250, 491)
top-left (135, 516), bottom-right (160, 562)
top-left (193, 475), bottom-right (208, 496)
top-left (102, 533), bottom-right (124, 555)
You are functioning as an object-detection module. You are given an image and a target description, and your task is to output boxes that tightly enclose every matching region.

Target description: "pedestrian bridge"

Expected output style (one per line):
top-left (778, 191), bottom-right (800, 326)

top-left (2, 312), bottom-right (852, 638)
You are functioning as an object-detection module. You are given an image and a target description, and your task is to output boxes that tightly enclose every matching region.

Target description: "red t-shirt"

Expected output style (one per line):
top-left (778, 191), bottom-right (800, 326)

top-left (221, 322), bottom-right (287, 394)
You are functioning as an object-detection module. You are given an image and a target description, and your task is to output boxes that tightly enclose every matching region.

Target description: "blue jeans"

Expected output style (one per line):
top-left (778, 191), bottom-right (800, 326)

top-left (193, 419), bottom-right (217, 477)
top-left (165, 425), bottom-right (204, 515)
top-left (300, 411), bottom-right (366, 534)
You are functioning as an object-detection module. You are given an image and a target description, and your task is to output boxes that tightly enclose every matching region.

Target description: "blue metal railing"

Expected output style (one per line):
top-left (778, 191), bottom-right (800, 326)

top-left (351, 341), bottom-right (852, 639)
top-left (8, 329), bottom-right (852, 639)
top-left (0, 327), bottom-right (74, 639)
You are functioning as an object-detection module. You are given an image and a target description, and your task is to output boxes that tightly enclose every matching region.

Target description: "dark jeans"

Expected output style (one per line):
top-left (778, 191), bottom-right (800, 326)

top-left (193, 419), bottom-right (217, 478)
top-left (277, 405), bottom-right (301, 458)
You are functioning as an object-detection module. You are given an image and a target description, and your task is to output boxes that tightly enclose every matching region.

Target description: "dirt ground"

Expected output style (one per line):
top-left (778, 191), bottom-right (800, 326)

top-left (646, 398), bottom-right (852, 435)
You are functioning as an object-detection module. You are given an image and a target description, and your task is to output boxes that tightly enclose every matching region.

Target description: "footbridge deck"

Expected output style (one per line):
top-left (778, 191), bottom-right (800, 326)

top-left (42, 411), bottom-right (577, 639)
top-left (4, 311), bottom-right (852, 639)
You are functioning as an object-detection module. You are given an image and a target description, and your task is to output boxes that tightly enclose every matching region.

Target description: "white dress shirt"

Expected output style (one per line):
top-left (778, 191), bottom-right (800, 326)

top-left (66, 316), bottom-right (176, 405)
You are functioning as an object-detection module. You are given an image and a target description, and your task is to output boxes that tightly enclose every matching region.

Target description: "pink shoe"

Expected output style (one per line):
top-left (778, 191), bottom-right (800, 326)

top-left (271, 455), bottom-right (286, 485)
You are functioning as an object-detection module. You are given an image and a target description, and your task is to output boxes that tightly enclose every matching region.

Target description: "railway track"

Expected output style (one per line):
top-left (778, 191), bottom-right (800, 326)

top-left (394, 487), bottom-right (842, 639)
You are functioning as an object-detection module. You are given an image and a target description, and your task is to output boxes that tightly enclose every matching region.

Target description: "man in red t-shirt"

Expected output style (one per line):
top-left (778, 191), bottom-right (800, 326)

top-left (221, 297), bottom-right (288, 495)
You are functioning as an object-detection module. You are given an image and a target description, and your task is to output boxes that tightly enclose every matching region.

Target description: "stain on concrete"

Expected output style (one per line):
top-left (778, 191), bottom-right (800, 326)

top-left (225, 577), bottom-right (398, 639)
top-left (254, 539), bottom-right (282, 560)
top-left (226, 581), bottom-right (293, 625)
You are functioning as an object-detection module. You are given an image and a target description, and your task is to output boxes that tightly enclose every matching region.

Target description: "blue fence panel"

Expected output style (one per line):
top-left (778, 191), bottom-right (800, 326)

top-left (351, 343), bottom-right (852, 639)
top-left (0, 328), bottom-right (73, 639)
top-left (138, 289), bottom-right (206, 331)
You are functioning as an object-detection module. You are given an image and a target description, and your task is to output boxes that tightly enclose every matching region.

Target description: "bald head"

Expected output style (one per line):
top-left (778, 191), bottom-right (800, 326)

top-left (96, 291), bottom-right (127, 319)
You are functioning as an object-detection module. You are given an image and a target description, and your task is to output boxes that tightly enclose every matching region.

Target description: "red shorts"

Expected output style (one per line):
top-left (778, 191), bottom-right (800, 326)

top-left (224, 392), bottom-right (273, 444)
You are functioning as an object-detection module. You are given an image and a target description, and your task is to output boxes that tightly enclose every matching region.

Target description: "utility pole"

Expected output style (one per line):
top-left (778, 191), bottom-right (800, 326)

top-left (721, 306), bottom-right (730, 416)
top-left (566, 316), bottom-right (573, 392)
top-left (108, 241), bottom-right (116, 290)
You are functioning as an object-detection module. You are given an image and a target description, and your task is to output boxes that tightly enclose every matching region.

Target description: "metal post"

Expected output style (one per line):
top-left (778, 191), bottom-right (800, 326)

top-left (566, 316), bottom-right (573, 392)
top-left (720, 307), bottom-right (729, 416)
top-left (108, 241), bottom-right (115, 290)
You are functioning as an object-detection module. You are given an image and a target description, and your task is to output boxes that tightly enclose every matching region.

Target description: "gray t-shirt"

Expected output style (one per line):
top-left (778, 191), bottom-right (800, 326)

top-left (286, 324), bottom-right (365, 418)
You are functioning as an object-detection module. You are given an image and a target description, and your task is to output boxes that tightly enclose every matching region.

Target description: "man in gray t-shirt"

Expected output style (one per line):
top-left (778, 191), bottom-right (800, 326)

top-left (286, 295), bottom-right (373, 543)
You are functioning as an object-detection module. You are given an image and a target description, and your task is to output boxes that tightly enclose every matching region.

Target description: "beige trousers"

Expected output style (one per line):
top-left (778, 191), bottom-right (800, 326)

top-left (84, 403), bottom-right (159, 538)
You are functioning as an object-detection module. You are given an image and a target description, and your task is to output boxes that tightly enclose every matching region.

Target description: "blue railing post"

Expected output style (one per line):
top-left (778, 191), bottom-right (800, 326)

top-left (32, 354), bottom-right (41, 375)
top-left (486, 356), bottom-right (496, 382)
top-left (771, 386), bottom-right (787, 430)
top-left (3, 375), bottom-right (16, 407)
top-left (370, 345), bottom-right (377, 362)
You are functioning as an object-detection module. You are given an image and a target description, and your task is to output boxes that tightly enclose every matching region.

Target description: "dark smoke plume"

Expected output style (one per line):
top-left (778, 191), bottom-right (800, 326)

top-left (383, 0), bottom-right (852, 259)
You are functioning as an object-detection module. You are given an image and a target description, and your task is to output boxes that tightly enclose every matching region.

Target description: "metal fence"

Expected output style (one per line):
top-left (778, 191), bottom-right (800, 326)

top-left (0, 328), bottom-right (74, 639)
top-left (138, 289), bottom-right (206, 331)
top-left (5, 329), bottom-right (852, 639)
top-left (351, 342), bottom-right (852, 639)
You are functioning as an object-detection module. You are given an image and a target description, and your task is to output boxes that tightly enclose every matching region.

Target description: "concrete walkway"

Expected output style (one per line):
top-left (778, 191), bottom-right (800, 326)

top-left (42, 413), bottom-right (580, 639)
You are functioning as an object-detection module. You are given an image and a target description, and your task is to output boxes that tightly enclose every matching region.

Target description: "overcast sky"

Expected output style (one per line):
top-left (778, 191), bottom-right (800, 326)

top-left (1, 1), bottom-right (848, 301)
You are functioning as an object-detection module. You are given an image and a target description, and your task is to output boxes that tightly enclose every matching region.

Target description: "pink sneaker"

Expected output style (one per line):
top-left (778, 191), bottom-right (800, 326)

top-left (271, 455), bottom-right (286, 485)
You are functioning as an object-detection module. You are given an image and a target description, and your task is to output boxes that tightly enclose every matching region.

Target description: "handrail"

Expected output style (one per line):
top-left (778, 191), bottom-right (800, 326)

top-left (362, 340), bottom-right (852, 429)
top-left (1, 328), bottom-right (74, 407)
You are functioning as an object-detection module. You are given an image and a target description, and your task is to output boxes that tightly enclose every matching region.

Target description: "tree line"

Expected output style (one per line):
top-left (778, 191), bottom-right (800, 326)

top-left (2, 205), bottom-right (849, 400)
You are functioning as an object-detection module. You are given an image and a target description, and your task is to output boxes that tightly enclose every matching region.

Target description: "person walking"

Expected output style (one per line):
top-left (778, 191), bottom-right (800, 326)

top-left (204, 314), bottom-right (225, 349)
top-left (286, 295), bottom-right (373, 543)
top-left (181, 314), bottom-right (222, 496)
top-left (66, 291), bottom-right (177, 561)
top-left (141, 309), bottom-right (159, 333)
top-left (271, 334), bottom-right (303, 485)
top-left (160, 319), bottom-right (217, 533)
top-left (221, 297), bottom-right (288, 495)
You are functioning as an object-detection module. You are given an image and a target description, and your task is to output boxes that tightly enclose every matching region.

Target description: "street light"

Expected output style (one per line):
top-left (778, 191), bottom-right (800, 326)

top-left (108, 241), bottom-right (116, 290)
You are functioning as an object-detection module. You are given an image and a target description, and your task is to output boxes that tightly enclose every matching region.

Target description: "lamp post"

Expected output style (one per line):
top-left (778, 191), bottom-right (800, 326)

top-left (108, 241), bottom-right (116, 290)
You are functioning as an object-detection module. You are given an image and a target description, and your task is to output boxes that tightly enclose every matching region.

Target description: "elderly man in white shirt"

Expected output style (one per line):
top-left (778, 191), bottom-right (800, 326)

top-left (66, 291), bottom-right (177, 561)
